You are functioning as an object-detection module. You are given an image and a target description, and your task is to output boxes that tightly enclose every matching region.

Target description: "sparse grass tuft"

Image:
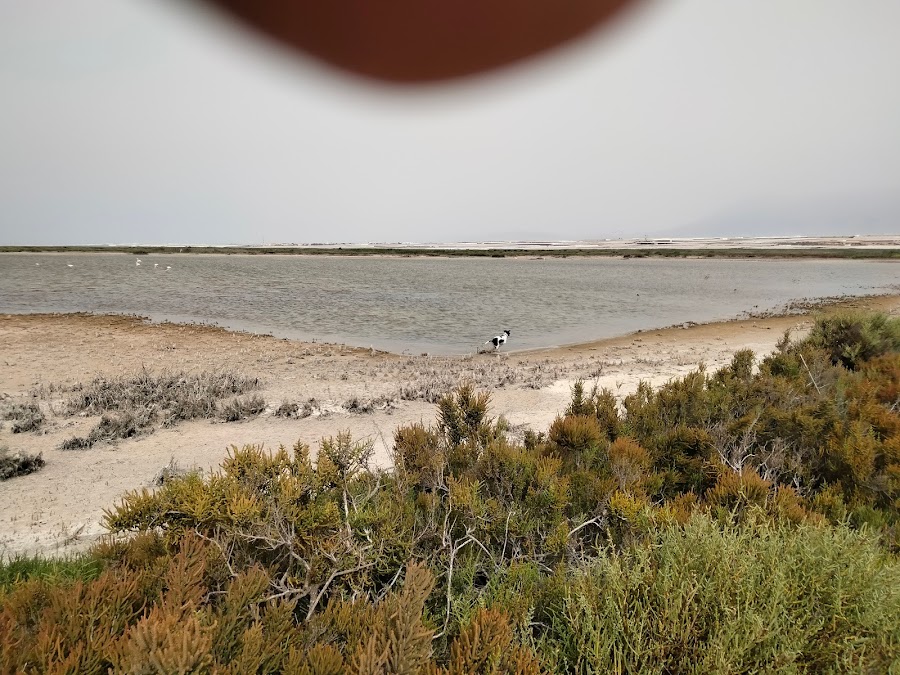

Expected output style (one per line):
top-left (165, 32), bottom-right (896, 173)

top-left (0, 446), bottom-right (45, 480)
top-left (61, 409), bottom-right (154, 449)
top-left (397, 357), bottom-right (568, 402)
top-left (60, 370), bottom-right (263, 447)
top-left (0, 553), bottom-right (103, 590)
top-left (67, 369), bottom-right (261, 425)
top-left (151, 457), bottom-right (193, 487)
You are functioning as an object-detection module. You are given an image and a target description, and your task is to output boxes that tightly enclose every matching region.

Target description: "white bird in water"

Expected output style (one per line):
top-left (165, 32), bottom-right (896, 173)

top-left (154, 263), bottom-right (159, 269)
top-left (35, 263), bottom-right (40, 266)
top-left (136, 259), bottom-right (141, 266)
top-left (166, 266), bottom-right (172, 270)
top-left (67, 264), bottom-right (74, 268)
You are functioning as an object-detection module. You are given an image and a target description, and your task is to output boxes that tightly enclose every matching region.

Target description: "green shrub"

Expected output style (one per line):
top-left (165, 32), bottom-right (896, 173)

top-left (548, 415), bottom-right (603, 454)
top-left (437, 383), bottom-right (494, 448)
top-left (566, 380), bottom-right (621, 441)
top-left (705, 468), bottom-right (771, 515)
top-left (543, 515), bottom-right (900, 673)
top-left (606, 437), bottom-right (651, 491)
top-left (808, 311), bottom-right (900, 370)
top-left (393, 422), bottom-right (444, 489)
top-left (7, 340), bottom-right (900, 673)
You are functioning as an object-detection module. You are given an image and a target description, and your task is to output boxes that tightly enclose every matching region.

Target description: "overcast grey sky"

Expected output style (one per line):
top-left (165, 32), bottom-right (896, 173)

top-left (2, 0), bottom-right (899, 245)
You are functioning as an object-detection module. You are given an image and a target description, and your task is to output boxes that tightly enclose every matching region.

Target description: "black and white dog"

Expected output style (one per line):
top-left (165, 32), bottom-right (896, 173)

top-left (483, 329), bottom-right (511, 352)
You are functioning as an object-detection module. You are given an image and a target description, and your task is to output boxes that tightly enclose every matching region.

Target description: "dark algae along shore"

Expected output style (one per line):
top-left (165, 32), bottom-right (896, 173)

top-left (3, 243), bottom-right (900, 259)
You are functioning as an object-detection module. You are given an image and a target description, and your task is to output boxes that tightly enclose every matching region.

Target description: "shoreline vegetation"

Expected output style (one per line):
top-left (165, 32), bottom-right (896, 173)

top-left (2, 294), bottom-right (900, 554)
top-left (3, 238), bottom-right (900, 259)
top-left (2, 306), bottom-right (900, 671)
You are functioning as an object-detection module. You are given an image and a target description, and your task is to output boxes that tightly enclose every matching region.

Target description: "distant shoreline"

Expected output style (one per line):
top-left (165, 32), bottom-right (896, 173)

top-left (3, 240), bottom-right (900, 261)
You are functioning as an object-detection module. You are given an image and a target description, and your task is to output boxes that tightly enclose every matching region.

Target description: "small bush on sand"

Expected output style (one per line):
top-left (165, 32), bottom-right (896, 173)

top-left (567, 380), bottom-right (621, 441)
top-left (61, 409), bottom-right (154, 449)
top-left (343, 395), bottom-right (396, 414)
top-left (150, 457), bottom-right (192, 487)
top-left (548, 415), bottom-right (603, 454)
top-left (2, 400), bottom-right (44, 433)
top-left (0, 446), bottom-right (45, 480)
top-left (274, 400), bottom-right (299, 417)
top-left (219, 394), bottom-right (266, 422)
top-left (274, 398), bottom-right (319, 418)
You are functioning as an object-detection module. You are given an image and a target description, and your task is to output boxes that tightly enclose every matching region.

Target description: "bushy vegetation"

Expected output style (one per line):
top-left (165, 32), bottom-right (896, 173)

top-left (807, 310), bottom-right (900, 369)
top-left (67, 369), bottom-right (260, 422)
top-left (61, 370), bottom-right (263, 448)
top-left (343, 394), bottom-right (396, 414)
top-left (1, 400), bottom-right (43, 433)
top-left (0, 446), bottom-right (45, 481)
top-left (219, 394), bottom-right (267, 423)
top-left (4, 311), bottom-right (900, 672)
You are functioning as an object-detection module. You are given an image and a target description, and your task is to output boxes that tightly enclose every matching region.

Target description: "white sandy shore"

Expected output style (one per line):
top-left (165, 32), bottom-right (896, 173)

top-left (2, 295), bottom-right (899, 558)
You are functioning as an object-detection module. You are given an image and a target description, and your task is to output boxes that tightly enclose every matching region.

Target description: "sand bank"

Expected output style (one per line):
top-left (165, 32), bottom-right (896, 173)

top-left (2, 294), bottom-right (899, 557)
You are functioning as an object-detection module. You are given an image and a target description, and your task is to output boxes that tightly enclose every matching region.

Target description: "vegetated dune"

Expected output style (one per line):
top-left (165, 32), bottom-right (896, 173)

top-left (0, 294), bottom-right (898, 558)
top-left (3, 302), bottom-right (900, 672)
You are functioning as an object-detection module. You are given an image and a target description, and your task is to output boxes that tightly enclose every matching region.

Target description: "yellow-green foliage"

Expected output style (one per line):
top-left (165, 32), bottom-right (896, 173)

top-left (606, 437), bottom-right (651, 491)
top-left (0, 547), bottom-right (452, 674)
top-left (543, 515), bottom-right (900, 674)
top-left (566, 380), bottom-right (621, 441)
top-left (350, 562), bottom-right (434, 673)
top-left (430, 608), bottom-right (545, 675)
top-left (393, 422), bottom-right (444, 489)
top-left (438, 383), bottom-right (494, 448)
top-left (607, 313), bottom-right (900, 519)
top-left (705, 469), bottom-right (771, 519)
top-left (5, 311), bottom-right (900, 672)
top-left (547, 415), bottom-right (603, 454)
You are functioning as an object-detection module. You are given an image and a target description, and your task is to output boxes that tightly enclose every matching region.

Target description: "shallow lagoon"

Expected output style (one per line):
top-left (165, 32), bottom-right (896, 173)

top-left (1, 253), bottom-right (897, 354)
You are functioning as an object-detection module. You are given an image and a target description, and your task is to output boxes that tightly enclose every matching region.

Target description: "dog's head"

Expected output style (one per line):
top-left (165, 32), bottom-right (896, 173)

top-left (504, 330), bottom-right (511, 336)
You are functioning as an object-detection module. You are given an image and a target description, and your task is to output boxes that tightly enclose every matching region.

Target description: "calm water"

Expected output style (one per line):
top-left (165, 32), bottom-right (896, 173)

top-left (1, 253), bottom-right (897, 354)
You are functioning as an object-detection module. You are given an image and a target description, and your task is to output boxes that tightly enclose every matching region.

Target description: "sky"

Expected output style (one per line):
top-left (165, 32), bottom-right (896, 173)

top-left (1, 0), bottom-right (899, 246)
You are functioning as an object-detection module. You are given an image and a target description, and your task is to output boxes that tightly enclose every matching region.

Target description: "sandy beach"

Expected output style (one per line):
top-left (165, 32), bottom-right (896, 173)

top-left (3, 294), bottom-right (900, 558)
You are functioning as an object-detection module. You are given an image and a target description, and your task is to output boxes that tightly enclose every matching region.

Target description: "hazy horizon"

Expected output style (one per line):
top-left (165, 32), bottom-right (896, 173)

top-left (2, 1), bottom-right (899, 245)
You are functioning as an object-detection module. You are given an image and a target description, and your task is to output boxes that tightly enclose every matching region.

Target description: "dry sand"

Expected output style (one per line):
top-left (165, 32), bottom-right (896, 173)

top-left (3, 294), bottom-right (900, 558)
